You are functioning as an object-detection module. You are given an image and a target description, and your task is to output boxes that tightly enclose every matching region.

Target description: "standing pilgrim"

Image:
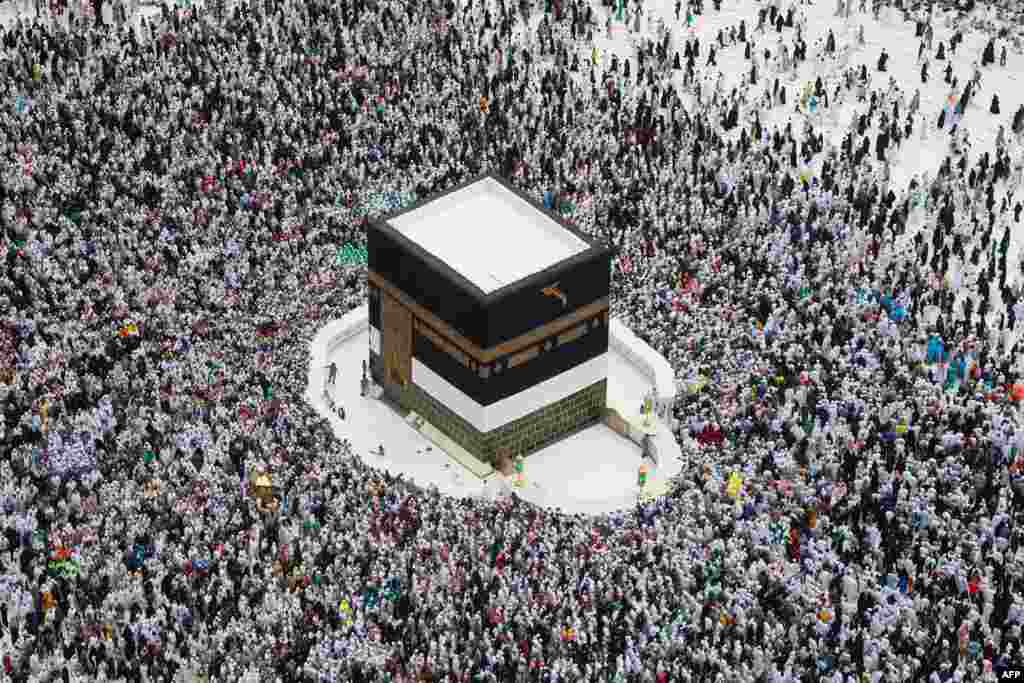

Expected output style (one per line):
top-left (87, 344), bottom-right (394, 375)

top-left (877, 48), bottom-right (889, 73)
top-left (982, 39), bottom-right (995, 67)
top-left (90, 0), bottom-right (104, 27)
top-left (1013, 105), bottom-right (1024, 135)
top-left (991, 94), bottom-right (1000, 116)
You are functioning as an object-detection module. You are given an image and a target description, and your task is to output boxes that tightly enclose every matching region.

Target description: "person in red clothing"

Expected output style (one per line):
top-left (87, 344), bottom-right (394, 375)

top-left (698, 422), bottom-right (725, 445)
top-left (788, 526), bottom-right (802, 562)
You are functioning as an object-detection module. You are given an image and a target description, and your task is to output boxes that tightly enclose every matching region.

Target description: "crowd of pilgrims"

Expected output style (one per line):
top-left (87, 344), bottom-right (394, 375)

top-left (3, 0), bottom-right (1024, 680)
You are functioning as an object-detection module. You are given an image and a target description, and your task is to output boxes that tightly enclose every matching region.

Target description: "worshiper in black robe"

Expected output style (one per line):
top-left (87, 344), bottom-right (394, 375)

top-left (982, 38), bottom-right (995, 67)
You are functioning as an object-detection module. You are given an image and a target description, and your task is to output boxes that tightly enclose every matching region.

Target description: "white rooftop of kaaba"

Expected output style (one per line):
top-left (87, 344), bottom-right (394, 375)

top-left (387, 176), bottom-right (589, 294)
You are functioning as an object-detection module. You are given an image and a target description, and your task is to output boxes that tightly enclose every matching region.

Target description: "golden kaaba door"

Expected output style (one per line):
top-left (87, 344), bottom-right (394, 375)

top-left (381, 292), bottom-right (412, 387)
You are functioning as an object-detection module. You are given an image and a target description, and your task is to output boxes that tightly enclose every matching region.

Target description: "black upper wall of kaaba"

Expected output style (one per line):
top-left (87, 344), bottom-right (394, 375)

top-left (367, 174), bottom-right (613, 349)
top-left (412, 316), bottom-right (609, 406)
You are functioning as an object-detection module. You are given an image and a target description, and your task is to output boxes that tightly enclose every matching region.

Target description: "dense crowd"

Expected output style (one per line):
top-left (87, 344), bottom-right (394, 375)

top-left (2, 0), bottom-right (1024, 680)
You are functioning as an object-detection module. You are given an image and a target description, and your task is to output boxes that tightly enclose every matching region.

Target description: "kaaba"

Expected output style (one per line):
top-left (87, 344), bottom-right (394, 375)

top-left (367, 172), bottom-right (613, 466)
